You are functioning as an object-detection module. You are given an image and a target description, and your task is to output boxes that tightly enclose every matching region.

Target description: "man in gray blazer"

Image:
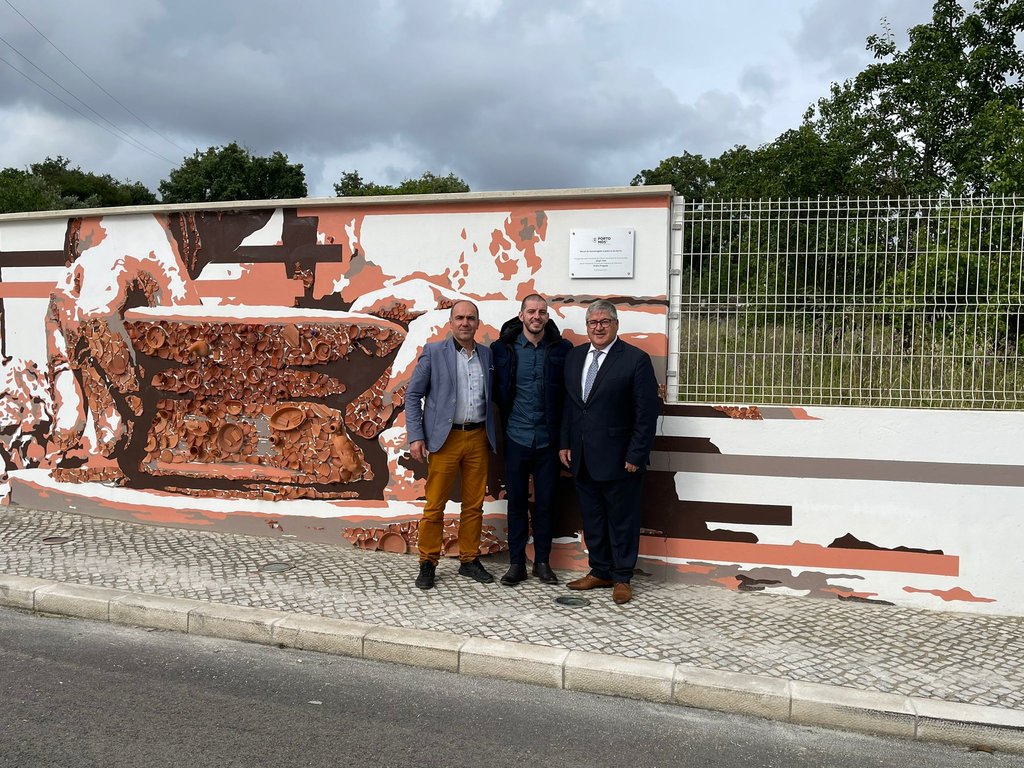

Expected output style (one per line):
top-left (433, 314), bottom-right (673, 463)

top-left (405, 300), bottom-right (498, 590)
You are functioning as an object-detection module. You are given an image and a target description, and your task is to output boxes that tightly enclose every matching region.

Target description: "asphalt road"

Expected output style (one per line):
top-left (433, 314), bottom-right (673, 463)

top-left (0, 608), bottom-right (1018, 768)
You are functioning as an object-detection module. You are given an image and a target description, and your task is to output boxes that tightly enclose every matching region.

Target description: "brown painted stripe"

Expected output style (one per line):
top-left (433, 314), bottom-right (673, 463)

top-left (548, 295), bottom-right (670, 308)
top-left (659, 404), bottom-right (816, 420)
top-left (657, 452), bottom-right (1024, 487)
top-left (659, 404), bottom-right (731, 418)
top-left (230, 244), bottom-right (344, 263)
top-left (677, 500), bottom-right (792, 526)
top-left (0, 250), bottom-right (66, 267)
top-left (652, 436), bottom-right (720, 454)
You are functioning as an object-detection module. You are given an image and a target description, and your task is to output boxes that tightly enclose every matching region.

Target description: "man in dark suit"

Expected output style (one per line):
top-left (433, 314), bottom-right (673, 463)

top-left (405, 300), bottom-right (498, 590)
top-left (559, 299), bottom-right (659, 604)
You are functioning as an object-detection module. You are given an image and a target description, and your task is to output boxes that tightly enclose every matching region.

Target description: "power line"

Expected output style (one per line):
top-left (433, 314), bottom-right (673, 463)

top-left (0, 53), bottom-right (178, 165)
top-left (4, 0), bottom-right (190, 155)
top-left (0, 33), bottom-right (176, 164)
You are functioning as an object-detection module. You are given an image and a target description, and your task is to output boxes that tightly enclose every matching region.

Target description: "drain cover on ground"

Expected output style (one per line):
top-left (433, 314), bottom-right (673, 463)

top-left (554, 596), bottom-right (590, 607)
top-left (259, 562), bottom-right (293, 573)
top-left (42, 536), bottom-right (72, 545)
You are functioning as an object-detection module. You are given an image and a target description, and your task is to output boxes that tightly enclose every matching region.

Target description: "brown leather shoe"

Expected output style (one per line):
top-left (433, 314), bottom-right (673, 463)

top-left (567, 574), bottom-right (613, 590)
top-left (612, 582), bottom-right (632, 604)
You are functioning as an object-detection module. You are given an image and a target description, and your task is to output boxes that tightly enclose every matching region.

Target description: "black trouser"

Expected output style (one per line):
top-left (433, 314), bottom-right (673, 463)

top-left (574, 460), bottom-right (643, 583)
top-left (503, 438), bottom-right (559, 565)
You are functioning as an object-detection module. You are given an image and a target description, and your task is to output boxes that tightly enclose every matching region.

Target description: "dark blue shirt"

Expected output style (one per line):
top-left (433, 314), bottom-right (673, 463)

top-left (507, 333), bottom-right (548, 448)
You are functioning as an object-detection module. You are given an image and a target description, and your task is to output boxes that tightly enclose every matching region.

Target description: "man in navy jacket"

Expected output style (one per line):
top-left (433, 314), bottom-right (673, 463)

top-left (491, 294), bottom-right (572, 586)
top-left (559, 299), bottom-right (659, 604)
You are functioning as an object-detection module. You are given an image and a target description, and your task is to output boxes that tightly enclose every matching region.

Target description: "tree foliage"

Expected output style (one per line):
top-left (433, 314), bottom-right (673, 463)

top-left (635, 0), bottom-right (1024, 199)
top-left (0, 156), bottom-right (156, 214)
top-left (633, 129), bottom-right (863, 200)
top-left (0, 168), bottom-right (63, 214)
top-left (334, 170), bottom-right (470, 196)
top-left (159, 142), bottom-right (307, 203)
top-left (806, 0), bottom-right (1024, 197)
top-left (30, 156), bottom-right (157, 208)
top-left (630, 151), bottom-right (715, 197)
top-left (639, 2), bottom-right (1024, 365)
top-left (632, 129), bottom-right (865, 200)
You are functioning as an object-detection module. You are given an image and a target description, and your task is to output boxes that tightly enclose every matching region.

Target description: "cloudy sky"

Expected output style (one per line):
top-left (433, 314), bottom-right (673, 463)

top-left (0, 0), bottom-right (938, 198)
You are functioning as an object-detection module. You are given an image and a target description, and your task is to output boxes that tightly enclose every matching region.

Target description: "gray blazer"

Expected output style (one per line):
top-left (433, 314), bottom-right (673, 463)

top-left (405, 339), bottom-right (497, 453)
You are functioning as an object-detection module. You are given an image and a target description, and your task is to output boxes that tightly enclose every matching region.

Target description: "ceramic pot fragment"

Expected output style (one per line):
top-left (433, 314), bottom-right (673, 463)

top-left (146, 326), bottom-right (166, 349)
top-left (217, 424), bottom-right (245, 454)
top-left (270, 406), bottom-right (306, 431)
top-left (281, 324), bottom-right (300, 347)
top-left (187, 339), bottom-right (210, 357)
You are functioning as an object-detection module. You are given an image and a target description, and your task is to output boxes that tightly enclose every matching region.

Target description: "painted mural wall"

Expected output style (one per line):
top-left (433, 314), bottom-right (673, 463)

top-left (647, 404), bottom-right (1024, 616)
top-left (0, 189), bottom-right (1020, 617)
top-left (0, 189), bottom-right (671, 557)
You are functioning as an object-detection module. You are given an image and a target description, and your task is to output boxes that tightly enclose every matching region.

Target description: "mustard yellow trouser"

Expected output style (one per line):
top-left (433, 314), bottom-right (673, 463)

top-left (418, 428), bottom-right (488, 565)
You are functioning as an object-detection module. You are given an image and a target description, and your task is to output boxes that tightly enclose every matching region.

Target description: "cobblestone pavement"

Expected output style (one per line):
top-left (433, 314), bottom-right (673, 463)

top-left (3, 505), bottom-right (1023, 711)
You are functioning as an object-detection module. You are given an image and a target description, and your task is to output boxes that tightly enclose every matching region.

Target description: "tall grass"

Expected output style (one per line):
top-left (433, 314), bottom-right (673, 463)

top-left (678, 312), bottom-right (1024, 409)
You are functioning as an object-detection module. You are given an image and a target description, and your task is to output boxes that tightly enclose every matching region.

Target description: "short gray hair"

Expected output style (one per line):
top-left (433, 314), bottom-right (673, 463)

top-left (585, 299), bottom-right (618, 321)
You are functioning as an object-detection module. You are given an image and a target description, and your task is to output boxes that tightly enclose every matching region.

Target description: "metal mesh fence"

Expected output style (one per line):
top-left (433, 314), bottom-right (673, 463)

top-left (673, 197), bottom-right (1024, 408)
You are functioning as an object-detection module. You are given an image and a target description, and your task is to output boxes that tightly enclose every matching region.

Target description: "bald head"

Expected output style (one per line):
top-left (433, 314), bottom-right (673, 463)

top-left (449, 300), bottom-right (481, 348)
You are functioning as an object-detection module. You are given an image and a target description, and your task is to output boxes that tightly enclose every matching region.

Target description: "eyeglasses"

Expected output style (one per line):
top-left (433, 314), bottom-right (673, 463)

top-left (586, 319), bottom-right (615, 329)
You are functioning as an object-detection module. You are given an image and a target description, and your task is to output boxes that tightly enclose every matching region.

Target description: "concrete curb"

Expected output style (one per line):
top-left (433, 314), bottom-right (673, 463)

top-left (3, 574), bottom-right (1022, 755)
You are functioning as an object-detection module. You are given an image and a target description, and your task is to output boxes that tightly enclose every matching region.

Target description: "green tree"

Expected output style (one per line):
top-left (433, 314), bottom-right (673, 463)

top-left (30, 156), bottom-right (156, 208)
top-left (714, 128), bottom-right (862, 199)
top-left (630, 152), bottom-right (714, 198)
top-left (806, 0), bottom-right (1024, 196)
top-left (0, 157), bottom-right (156, 213)
top-left (632, 130), bottom-right (860, 199)
top-left (334, 170), bottom-right (470, 196)
top-left (635, 1), bottom-right (1024, 199)
top-left (159, 142), bottom-right (307, 203)
top-left (334, 170), bottom-right (383, 197)
top-left (977, 100), bottom-right (1024, 194)
top-left (0, 168), bottom-right (63, 214)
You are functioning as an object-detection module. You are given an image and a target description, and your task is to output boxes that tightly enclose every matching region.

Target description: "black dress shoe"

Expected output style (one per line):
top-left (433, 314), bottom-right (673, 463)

top-left (415, 561), bottom-right (436, 590)
top-left (458, 557), bottom-right (494, 583)
top-left (532, 562), bottom-right (558, 584)
top-left (500, 563), bottom-right (528, 586)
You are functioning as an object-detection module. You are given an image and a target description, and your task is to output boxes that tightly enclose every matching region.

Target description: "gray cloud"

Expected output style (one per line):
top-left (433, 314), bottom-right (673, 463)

top-left (792, 0), bottom-right (937, 77)
top-left (0, 0), bottom-right (946, 198)
top-left (739, 67), bottom-right (780, 99)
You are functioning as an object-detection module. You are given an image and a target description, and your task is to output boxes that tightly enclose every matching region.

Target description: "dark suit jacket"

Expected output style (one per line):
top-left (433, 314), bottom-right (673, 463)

top-left (560, 339), bottom-right (659, 482)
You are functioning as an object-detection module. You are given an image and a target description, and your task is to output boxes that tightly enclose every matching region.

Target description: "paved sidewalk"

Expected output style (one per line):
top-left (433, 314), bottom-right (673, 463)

top-left (2, 504), bottom-right (1024, 755)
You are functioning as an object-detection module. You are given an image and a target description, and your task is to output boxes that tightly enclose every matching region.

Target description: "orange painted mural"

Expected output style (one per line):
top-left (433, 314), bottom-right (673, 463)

top-left (2, 190), bottom-right (1021, 616)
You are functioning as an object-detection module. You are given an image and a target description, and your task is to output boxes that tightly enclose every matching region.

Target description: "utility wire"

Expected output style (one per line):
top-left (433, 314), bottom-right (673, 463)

top-left (0, 53), bottom-right (177, 165)
top-left (4, 0), bottom-right (189, 155)
top-left (0, 33), bottom-right (176, 164)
